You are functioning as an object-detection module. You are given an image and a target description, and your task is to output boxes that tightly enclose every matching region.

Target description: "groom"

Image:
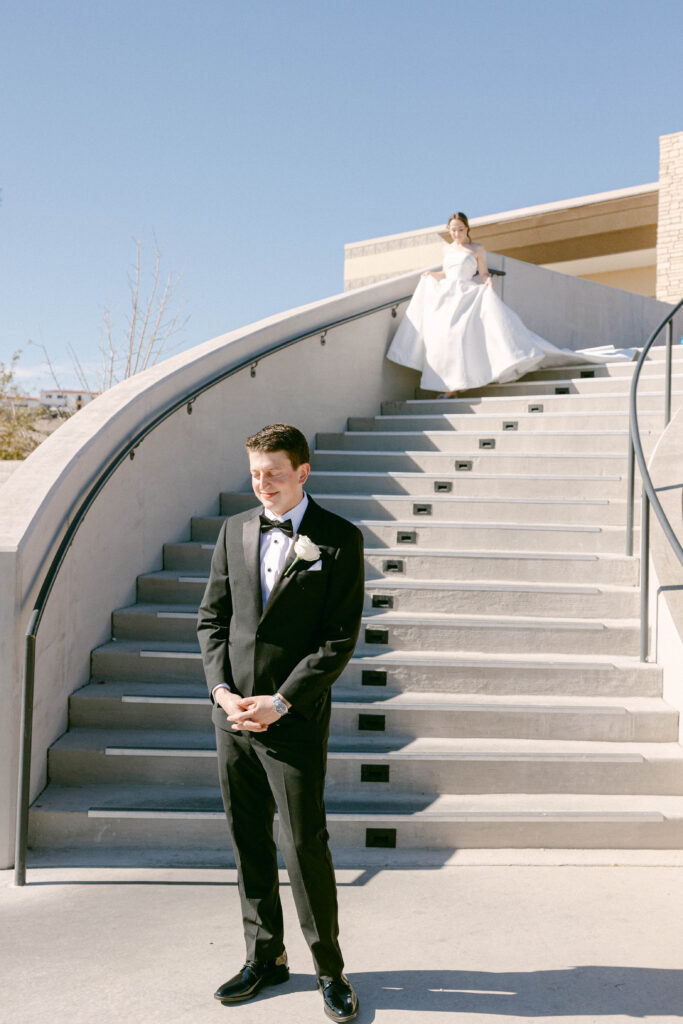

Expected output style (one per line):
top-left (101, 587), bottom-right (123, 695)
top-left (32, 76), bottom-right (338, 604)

top-left (197, 423), bottom-right (364, 1022)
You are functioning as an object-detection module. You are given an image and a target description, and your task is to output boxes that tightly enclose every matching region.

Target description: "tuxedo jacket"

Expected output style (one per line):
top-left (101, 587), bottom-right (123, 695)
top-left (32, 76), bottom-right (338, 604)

top-left (197, 496), bottom-right (365, 721)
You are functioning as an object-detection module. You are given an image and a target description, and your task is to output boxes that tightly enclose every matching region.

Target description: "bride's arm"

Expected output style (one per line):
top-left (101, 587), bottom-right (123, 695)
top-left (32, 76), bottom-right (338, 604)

top-left (473, 244), bottom-right (492, 286)
top-left (422, 268), bottom-right (446, 279)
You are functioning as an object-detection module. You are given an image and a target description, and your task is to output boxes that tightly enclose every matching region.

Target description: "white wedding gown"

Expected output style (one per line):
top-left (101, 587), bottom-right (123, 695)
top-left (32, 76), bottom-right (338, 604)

top-left (386, 245), bottom-right (636, 392)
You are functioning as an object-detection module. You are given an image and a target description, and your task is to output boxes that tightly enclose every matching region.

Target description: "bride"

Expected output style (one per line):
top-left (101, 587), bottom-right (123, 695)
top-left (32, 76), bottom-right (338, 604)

top-left (386, 211), bottom-right (634, 395)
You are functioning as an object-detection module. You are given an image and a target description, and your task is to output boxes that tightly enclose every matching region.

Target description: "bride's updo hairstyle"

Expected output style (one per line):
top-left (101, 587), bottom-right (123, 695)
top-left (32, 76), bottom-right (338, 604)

top-left (448, 212), bottom-right (471, 239)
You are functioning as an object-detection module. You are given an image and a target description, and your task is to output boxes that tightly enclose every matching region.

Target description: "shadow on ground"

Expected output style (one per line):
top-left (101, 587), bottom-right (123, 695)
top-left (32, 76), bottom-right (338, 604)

top-left (343, 966), bottom-right (683, 1019)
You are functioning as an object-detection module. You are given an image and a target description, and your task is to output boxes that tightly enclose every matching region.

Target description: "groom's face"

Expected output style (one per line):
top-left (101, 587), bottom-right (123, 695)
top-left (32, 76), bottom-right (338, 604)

top-left (249, 449), bottom-right (310, 517)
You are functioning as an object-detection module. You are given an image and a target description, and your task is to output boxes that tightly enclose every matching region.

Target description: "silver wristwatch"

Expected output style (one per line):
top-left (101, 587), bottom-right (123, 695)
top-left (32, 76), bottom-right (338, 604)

top-left (272, 693), bottom-right (289, 716)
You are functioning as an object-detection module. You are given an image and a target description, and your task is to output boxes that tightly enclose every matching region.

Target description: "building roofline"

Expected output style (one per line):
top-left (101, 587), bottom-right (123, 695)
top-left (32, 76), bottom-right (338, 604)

top-left (345, 182), bottom-right (659, 250)
top-left (40, 388), bottom-right (98, 395)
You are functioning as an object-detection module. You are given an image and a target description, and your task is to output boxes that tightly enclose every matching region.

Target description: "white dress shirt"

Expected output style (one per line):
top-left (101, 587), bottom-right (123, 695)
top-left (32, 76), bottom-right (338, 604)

top-left (259, 491), bottom-right (309, 606)
top-left (212, 491), bottom-right (309, 699)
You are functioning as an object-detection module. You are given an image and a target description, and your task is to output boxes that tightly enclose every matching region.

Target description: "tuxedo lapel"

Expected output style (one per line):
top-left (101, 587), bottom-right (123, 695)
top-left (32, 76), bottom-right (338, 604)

top-left (242, 511), bottom-right (263, 626)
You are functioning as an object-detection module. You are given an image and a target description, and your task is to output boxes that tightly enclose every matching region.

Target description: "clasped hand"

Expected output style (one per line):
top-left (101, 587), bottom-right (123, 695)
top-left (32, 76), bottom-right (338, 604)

top-left (216, 691), bottom-right (282, 732)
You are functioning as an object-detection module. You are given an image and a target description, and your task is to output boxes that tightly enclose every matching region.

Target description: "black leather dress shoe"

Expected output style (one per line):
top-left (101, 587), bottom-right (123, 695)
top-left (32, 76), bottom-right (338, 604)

top-left (214, 952), bottom-right (289, 1003)
top-left (317, 974), bottom-right (359, 1022)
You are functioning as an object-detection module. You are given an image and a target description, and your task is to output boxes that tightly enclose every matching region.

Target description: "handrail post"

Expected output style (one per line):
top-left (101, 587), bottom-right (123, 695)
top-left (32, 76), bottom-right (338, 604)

top-left (639, 489), bottom-right (650, 662)
top-left (625, 436), bottom-right (635, 556)
top-left (14, 611), bottom-right (39, 886)
top-left (664, 319), bottom-right (673, 427)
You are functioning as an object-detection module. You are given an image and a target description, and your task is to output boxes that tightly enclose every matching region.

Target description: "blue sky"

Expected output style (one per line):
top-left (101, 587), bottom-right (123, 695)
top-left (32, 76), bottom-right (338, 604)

top-left (2, 0), bottom-right (682, 391)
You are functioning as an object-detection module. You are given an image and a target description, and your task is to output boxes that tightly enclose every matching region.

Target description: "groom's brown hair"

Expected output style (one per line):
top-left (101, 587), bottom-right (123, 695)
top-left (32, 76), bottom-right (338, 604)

top-left (245, 423), bottom-right (310, 468)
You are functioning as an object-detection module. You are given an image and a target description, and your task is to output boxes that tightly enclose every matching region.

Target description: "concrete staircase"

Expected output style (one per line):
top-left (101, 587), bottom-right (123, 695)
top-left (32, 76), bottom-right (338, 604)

top-left (28, 349), bottom-right (683, 864)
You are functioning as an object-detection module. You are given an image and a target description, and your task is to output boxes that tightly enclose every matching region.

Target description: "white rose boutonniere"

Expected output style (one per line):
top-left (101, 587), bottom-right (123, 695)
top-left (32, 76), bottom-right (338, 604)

top-left (283, 535), bottom-right (322, 578)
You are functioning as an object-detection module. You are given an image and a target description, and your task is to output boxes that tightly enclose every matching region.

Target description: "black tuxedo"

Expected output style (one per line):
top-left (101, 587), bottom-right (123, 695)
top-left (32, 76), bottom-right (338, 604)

top-left (197, 495), bottom-right (365, 975)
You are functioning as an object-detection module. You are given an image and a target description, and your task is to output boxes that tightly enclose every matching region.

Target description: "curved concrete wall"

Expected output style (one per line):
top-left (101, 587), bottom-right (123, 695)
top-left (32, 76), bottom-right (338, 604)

top-left (0, 261), bottom-right (673, 867)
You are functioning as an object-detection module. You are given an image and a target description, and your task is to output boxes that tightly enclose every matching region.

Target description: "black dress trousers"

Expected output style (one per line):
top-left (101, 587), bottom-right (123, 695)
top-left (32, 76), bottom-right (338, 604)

top-left (214, 706), bottom-right (344, 978)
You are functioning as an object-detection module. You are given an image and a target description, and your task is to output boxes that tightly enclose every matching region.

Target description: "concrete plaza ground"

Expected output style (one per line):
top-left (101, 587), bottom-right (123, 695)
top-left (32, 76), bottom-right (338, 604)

top-left (3, 853), bottom-right (683, 1024)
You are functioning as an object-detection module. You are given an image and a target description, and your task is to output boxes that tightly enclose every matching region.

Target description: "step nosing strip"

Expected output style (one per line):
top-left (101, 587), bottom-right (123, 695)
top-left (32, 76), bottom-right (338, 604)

top-left (85, 809), bottom-right (666, 823)
top-left (87, 809), bottom-right (225, 819)
top-left (325, 811), bottom-right (666, 822)
top-left (105, 747), bottom-right (215, 757)
top-left (340, 430), bottom-right (638, 438)
top-left (366, 582), bottom-right (602, 594)
top-left (316, 450), bottom-right (626, 459)
top-left (359, 520), bottom-right (603, 532)
top-left (326, 752), bottom-right (646, 762)
top-left (334, 702), bottom-right (627, 714)
top-left (365, 550), bottom-right (601, 561)
top-left (361, 616), bottom-right (607, 630)
top-left (156, 612), bottom-right (198, 620)
top-left (140, 650), bottom-right (201, 659)
top-left (121, 696), bottom-right (209, 705)
top-left (310, 472), bottom-right (624, 480)
top-left (352, 655), bottom-right (616, 669)
top-left (100, 748), bottom-right (646, 763)
top-left (312, 494), bottom-right (610, 506)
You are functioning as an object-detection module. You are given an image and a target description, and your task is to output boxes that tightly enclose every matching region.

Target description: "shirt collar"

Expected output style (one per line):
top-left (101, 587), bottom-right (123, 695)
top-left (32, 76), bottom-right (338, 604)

top-left (262, 491), bottom-right (309, 535)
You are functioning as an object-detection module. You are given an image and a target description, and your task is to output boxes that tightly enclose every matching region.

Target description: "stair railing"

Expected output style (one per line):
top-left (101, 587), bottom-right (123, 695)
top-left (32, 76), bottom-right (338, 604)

top-left (625, 297), bottom-right (683, 661)
top-left (13, 292), bottom-right (420, 886)
top-left (12, 261), bottom-right (511, 884)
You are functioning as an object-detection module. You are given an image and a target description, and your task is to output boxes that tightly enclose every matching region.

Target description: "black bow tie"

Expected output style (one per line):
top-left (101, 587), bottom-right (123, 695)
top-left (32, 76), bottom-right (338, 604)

top-left (259, 514), bottom-right (294, 537)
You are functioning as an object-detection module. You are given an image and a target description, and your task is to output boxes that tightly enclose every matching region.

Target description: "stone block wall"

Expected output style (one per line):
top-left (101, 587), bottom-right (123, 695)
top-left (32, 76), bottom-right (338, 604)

top-left (656, 131), bottom-right (683, 303)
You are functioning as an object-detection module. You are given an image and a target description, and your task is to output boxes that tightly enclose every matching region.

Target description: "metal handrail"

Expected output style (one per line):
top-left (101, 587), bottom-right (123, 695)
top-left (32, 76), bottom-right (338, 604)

top-left (626, 297), bottom-right (683, 660)
top-left (13, 291), bottom-right (414, 886)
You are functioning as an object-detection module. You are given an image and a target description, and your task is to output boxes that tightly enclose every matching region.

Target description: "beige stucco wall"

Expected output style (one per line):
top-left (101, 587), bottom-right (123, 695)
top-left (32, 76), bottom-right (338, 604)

top-left (345, 183), bottom-right (660, 296)
top-left (656, 131), bottom-right (683, 303)
top-left (579, 265), bottom-right (656, 296)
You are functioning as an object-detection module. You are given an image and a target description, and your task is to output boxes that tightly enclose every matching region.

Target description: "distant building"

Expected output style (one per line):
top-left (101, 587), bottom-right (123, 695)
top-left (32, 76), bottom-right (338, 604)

top-left (344, 130), bottom-right (683, 304)
top-left (1, 395), bottom-right (42, 412)
top-left (39, 389), bottom-right (97, 412)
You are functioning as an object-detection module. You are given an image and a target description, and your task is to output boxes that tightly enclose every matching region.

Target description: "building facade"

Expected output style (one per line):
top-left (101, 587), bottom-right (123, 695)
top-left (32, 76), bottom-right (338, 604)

top-left (345, 130), bottom-right (683, 304)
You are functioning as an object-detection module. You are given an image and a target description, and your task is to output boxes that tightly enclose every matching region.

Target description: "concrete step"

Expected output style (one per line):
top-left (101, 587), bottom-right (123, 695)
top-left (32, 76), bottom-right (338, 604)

top-left (111, 602), bottom-right (640, 655)
top-left (163, 542), bottom-right (639, 585)
top-left (363, 548), bottom-right (639, 585)
top-left (638, 346), bottom-right (683, 361)
top-left (357, 610), bottom-right (640, 656)
top-left (138, 570), bottom-right (639, 618)
top-left (438, 373), bottom-right (683, 399)
top-left (192, 515), bottom-right (634, 554)
top-left (316, 429), bottom-right (651, 455)
top-left (492, 357), bottom-right (683, 381)
top-left (359, 520), bottom-right (632, 555)
top-left (309, 449), bottom-right (627, 476)
top-left (363, 578), bottom-right (639, 618)
top-left (163, 541), bottom-right (223, 572)
top-left (68, 680), bottom-right (678, 743)
top-left (45, 727), bottom-right (683, 795)
top-left (381, 390), bottom-right (683, 416)
top-left (90, 641), bottom-right (662, 697)
top-left (28, 784), bottom-right (683, 853)
top-left (221, 492), bottom-right (638, 528)
top-left (347, 410), bottom-right (667, 433)
top-left (307, 470), bottom-right (628, 500)
top-left (347, 649), bottom-right (662, 697)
